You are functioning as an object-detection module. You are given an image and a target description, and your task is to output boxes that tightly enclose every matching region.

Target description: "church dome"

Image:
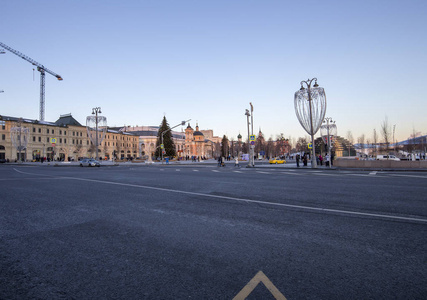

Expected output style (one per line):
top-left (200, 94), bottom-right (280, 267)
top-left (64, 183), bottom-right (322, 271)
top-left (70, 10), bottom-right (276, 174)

top-left (194, 131), bottom-right (204, 136)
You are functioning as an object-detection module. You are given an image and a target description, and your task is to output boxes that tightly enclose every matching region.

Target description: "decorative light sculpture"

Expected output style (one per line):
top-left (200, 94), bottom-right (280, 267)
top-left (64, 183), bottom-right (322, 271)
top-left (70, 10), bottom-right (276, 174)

top-left (86, 107), bottom-right (107, 160)
top-left (294, 78), bottom-right (327, 168)
top-left (10, 118), bottom-right (30, 162)
top-left (320, 117), bottom-right (337, 168)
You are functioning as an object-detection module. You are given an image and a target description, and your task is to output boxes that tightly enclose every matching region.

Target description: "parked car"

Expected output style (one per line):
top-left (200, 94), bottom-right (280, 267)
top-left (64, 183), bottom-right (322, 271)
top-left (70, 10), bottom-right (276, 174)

top-left (269, 157), bottom-right (286, 164)
top-left (80, 159), bottom-right (101, 167)
top-left (376, 155), bottom-right (400, 161)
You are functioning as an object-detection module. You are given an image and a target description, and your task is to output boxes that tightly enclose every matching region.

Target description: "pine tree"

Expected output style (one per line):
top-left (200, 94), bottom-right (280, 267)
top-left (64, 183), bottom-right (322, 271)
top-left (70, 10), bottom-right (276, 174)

top-left (155, 116), bottom-right (176, 158)
top-left (221, 135), bottom-right (229, 157)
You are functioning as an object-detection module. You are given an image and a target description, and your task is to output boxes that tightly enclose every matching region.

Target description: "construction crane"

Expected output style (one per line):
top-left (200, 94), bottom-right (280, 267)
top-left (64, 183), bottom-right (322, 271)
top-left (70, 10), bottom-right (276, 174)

top-left (0, 42), bottom-right (63, 121)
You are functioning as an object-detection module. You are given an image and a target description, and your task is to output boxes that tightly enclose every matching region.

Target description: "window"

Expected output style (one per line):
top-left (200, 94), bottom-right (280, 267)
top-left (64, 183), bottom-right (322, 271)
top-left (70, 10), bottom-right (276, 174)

top-left (47, 137), bottom-right (49, 142)
top-left (33, 128), bottom-right (36, 133)
top-left (38, 137), bottom-right (41, 142)
top-left (2, 134), bottom-right (5, 140)
top-left (47, 129), bottom-right (50, 134)
top-left (64, 131), bottom-right (66, 135)
top-left (64, 138), bottom-right (67, 144)
top-left (60, 130), bottom-right (62, 135)
top-left (73, 132), bottom-right (75, 136)
top-left (52, 129), bottom-right (54, 134)
top-left (72, 139), bottom-right (75, 144)
top-left (60, 138), bottom-right (62, 143)
top-left (38, 128), bottom-right (41, 133)
top-left (33, 136), bottom-right (36, 142)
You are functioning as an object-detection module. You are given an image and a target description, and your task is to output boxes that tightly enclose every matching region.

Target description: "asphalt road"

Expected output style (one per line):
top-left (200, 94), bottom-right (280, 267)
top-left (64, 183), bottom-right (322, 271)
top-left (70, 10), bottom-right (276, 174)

top-left (1, 164), bottom-right (426, 299)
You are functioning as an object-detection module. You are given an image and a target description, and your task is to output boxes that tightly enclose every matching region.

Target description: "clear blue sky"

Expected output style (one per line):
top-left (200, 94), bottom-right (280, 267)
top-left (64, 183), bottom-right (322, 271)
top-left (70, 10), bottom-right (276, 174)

top-left (1, 0), bottom-right (426, 143)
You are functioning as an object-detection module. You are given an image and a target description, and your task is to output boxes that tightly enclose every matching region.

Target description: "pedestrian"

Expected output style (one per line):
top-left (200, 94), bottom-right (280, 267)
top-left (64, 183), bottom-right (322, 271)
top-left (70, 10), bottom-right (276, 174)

top-left (234, 156), bottom-right (240, 167)
top-left (303, 154), bottom-right (308, 166)
top-left (217, 156), bottom-right (222, 167)
top-left (319, 154), bottom-right (323, 166)
top-left (296, 154), bottom-right (300, 167)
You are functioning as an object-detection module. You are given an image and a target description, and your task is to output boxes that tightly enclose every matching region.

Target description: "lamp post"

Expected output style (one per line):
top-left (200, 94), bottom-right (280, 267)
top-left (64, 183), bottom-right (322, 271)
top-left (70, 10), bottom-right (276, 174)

top-left (245, 109), bottom-right (252, 167)
top-left (92, 107), bottom-right (101, 160)
top-left (10, 118), bottom-right (29, 163)
top-left (161, 119), bottom-right (190, 164)
top-left (86, 107), bottom-right (107, 161)
top-left (321, 117), bottom-right (337, 168)
top-left (294, 78), bottom-right (327, 168)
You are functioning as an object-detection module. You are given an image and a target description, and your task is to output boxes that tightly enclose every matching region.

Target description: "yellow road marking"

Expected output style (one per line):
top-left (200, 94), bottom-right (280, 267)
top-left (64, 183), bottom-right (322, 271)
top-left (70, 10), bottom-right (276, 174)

top-left (233, 271), bottom-right (287, 300)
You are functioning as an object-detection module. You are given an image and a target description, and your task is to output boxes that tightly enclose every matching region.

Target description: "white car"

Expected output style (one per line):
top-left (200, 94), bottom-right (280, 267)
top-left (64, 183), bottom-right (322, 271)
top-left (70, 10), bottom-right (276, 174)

top-left (376, 155), bottom-right (400, 161)
top-left (80, 159), bottom-right (101, 167)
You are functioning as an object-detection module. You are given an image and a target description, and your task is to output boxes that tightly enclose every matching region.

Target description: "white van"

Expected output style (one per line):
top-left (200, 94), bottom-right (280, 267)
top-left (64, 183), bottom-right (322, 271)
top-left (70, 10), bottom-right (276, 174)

top-left (376, 155), bottom-right (400, 161)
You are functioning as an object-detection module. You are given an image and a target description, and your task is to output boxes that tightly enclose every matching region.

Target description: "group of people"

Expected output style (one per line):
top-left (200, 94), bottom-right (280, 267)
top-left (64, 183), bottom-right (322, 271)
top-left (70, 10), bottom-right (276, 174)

top-left (295, 153), bottom-right (334, 167)
top-left (217, 156), bottom-right (240, 167)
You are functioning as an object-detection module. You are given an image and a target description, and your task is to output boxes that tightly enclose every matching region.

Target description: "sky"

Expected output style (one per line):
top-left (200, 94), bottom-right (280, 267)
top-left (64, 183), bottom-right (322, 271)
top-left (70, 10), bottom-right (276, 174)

top-left (1, 0), bottom-right (426, 144)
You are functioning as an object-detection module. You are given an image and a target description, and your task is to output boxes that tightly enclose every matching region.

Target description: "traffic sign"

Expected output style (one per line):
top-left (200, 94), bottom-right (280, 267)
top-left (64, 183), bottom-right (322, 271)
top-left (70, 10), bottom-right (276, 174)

top-left (250, 141), bottom-right (255, 146)
top-left (308, 143), bottom-right (313, 149)
top-left (249, 135), bottom-right (256, 142)
top-left (50, 138), bottom-right (57, 144)
top-left (160, 144), bottom-right (164, 149)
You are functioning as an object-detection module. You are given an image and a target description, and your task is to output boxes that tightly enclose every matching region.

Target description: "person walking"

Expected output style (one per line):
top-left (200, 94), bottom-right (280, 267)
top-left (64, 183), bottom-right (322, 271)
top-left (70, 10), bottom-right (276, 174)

top-left (234, 156), bottom-right (240, 167)
top-left (296, 154), bottom-right (300, 167)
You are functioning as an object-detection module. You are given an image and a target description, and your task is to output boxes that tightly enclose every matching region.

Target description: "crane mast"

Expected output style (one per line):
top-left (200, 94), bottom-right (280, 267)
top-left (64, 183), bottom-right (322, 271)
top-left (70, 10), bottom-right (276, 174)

top-left (0, 42), bottom-right (63, 121)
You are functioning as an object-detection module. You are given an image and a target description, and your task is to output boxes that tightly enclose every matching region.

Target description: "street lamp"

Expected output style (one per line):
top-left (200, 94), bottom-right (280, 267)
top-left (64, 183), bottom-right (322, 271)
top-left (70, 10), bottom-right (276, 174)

top-left (245, 108), bottom-right (253, 167)
top-left (10, 118), bottom-right (29, 163)
top-left (294, 78), bottom-right (327, 168)
top-left (161, 119), bottom-right (190, 164)
top-left (86, 107), bottom-right (107, 160)
top-left (320, 117), bottom-right (337, 168)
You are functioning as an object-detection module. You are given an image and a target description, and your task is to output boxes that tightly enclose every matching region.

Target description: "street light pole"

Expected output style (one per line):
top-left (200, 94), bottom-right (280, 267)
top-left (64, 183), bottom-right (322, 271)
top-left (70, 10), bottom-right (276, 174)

top-left (91, 107), bottom-right (102, 160)
top-left (294, 78), bottom-right (327, 169)
top-left (250, 102), bottom-right (254, 167)
top-left (245, 109), bottom-right (251, 167)
top-left (324, 117), bottom-right (335, 168)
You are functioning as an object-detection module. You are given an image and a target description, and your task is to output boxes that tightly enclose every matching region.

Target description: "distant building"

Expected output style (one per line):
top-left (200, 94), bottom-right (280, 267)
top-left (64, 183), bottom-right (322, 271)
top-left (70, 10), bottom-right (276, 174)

top-left (0, 114), bottom-right (139, 162)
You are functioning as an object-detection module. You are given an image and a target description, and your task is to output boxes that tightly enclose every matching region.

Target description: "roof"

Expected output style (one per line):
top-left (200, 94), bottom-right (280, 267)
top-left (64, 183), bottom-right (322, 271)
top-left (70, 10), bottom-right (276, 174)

top-left (55, 114), bottom-right (82, 126)
top-left (194, 131), bottom-right (204, 136)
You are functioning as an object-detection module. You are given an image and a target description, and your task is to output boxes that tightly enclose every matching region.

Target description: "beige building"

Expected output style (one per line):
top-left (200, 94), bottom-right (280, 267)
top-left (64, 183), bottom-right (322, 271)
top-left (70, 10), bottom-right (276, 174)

top-left (0, 114), bottom-right (139, 162)
top-left (117, 122), bottom-right (220, 159)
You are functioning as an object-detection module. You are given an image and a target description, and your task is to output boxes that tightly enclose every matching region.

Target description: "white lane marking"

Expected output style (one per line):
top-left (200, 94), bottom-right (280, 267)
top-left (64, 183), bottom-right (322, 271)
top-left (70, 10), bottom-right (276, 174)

top-left (369, 171), bottom-right (377, 175)
top-left (280, 172), bottom-right (305, 175)
top-left (313, 172), bottom-right (341, 176)
top-left (175, 169), bottom-right (181, 172)
top-left (388, 174), bottom-right (427, 179)
top-left (233, 171), bottom-right (243, 173)
top-left (193, 169), bottom-right (199, 172)
top-left (12, 168), bottom-right (427, 223)
top-left (256, 171), bottom-right (271, 174)
top-left (65, 176), bottom-right (427, 224)
top-left (212, 170), bottom-right (220, 172)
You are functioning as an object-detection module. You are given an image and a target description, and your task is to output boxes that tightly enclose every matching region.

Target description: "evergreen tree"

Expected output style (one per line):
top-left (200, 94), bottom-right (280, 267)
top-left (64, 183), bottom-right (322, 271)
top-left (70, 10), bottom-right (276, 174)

top-left (155, 116), bottom-right (176, 158)
top-left (221, 135), bottom-right (229, 157)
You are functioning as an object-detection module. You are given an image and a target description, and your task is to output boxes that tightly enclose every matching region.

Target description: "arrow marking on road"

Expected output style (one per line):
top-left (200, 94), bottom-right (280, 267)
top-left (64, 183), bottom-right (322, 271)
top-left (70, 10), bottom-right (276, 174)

top-left (233, 271), bottom-right (287, 300)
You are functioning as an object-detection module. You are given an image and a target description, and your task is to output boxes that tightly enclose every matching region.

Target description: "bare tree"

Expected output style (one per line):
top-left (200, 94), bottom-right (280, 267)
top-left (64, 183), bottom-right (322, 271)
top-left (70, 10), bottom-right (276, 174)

top-left (346, 131), bottom-right (354, 156)
top-left (373, 129), bottom-right (378, 156)
top-left (381, 116), bottom-right (391, 152)
top-left (358, 134), bottom-right (365, 155)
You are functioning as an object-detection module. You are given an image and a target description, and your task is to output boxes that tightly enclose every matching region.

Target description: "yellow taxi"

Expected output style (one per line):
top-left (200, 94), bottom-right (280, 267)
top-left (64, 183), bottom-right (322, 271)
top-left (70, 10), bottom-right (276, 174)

top-left (269, 157), bottom-right (286, 164)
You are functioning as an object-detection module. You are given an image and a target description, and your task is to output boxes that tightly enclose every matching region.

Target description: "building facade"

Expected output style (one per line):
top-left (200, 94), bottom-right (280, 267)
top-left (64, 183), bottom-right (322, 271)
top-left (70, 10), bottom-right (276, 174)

top-left (0, 114), bottom-right (139, 162)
